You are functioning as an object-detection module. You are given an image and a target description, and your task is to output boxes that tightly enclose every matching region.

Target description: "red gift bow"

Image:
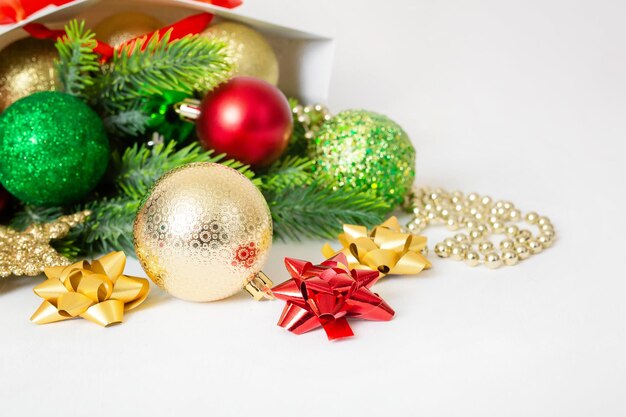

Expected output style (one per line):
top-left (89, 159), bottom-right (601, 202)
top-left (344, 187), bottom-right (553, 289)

top-left (1, 0), bottom-right (242, 25)
top-left (272, 253), bottom-right (395, 341)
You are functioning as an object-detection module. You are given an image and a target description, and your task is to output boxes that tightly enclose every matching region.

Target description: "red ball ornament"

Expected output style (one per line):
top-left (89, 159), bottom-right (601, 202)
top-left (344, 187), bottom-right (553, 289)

top-left (196, 77), bottom-right (292, 167)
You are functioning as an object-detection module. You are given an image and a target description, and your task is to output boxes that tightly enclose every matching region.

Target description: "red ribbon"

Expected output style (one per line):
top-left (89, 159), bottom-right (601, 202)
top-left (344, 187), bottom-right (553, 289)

top-left (0, 0), bottom-right (73, 25)
top-left (1, 0), bottom-right (242, 25)
top-left (195, 0), bottom-right (243, 8)
top-left (272, 253), bottom-right (395, 341)
top-left (22, 12), bottom-right (215, 61)
top-left (24, 22), bottom-right (115, 57)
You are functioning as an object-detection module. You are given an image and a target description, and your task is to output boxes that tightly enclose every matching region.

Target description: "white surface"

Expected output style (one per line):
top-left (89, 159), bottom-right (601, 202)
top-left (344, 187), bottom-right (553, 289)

top-left (1, 0), bottom-right (625, 416)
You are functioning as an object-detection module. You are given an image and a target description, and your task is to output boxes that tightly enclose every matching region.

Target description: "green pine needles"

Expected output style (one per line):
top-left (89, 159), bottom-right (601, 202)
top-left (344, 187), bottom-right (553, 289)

top-left (259, 155), bottom-right (314, 192)
top-left (113, 141), bottom-right (258, 200)
top-left (55, 19), bottom-right (232, 137)
top-left (4, 20), bottom-right (397, 260)
top-left (262, 176), bottom-right (391, 241)
top-left (55, 20), bottom-right (99, 99)
top-left (98, 30), bottom-right (231, 113)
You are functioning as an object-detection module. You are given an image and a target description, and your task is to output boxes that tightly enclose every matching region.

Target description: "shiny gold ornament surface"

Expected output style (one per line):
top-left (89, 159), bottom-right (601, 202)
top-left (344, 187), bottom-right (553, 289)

top-left (0, 38), bottom-right (59, 112)
top-left (134, 163), bottom-right (273, 302)
top-left (0, 211), bottom-right (90, 278)
top-left (201, 22), bottom-right (279, 85)
top-left (94, 12), bottom-right (163, 48)
top-left (407, 187), bottom-right (556, 269)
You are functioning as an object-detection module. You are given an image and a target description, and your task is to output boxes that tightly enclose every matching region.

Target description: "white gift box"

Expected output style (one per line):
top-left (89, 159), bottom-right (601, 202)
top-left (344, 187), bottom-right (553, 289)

top-left (0, 0), bottom-right (334, 103)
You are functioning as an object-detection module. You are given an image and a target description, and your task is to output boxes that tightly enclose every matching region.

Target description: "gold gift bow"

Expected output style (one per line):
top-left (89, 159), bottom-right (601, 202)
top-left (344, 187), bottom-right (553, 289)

top-left (322, 216), bottom-right (431, 277)
top-left (31, 252), bottom-right (150, 327)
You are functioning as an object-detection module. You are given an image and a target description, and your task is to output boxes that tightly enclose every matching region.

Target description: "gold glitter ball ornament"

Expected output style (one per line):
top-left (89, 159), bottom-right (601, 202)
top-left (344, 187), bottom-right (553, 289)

top-left (0, 37), bottom-right (59, 113)
top-left (134, 163), bottom-right (273, 302)
top-left (201, 22), bottom-right (279, 86)
top-left (94, 12), bottom-right (164, 48)
top-left (0, 211), bottom-right (91, 278)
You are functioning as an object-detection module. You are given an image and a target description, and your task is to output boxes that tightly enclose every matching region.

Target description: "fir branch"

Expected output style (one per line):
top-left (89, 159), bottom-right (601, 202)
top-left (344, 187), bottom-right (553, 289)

top-left (113, 142), bottom-right (258, 201)
top-left (9, 205), bottom-right (64, 230)
top-left (98, 31), bottom-right (231, 114)
top-left (264, 179), bottom-right (392, 241)
top-left (55, 20), bottom-right (99, 99)
top-left (9, 201), bottom-right (134, 257)
top-left (103, 106), bottom-right (150, 137)
top-left (259, 155), bottom-right (313, 191)
top-left (70, 196), bottom-right (139, 255)
top-left (51, 235), bottom-right (83, 260)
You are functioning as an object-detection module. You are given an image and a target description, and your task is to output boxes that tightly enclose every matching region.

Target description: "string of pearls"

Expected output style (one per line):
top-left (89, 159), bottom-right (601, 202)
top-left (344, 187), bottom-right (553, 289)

top-left (406, 187), bottom-right (556, 269)
top-left (291, 103), bottom-right (332, 139)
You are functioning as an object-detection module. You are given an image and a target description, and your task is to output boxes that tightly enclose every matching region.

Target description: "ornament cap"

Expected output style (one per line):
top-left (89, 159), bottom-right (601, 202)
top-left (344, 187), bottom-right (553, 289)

top-left (174, 98), bottom-right (202, 122)
top-left (244, 272), bottom-right (275, 301)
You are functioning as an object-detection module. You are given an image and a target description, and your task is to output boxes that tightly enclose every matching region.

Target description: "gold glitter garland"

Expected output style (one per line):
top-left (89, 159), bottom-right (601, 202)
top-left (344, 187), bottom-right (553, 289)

top-left (0, 211), bottom-right (91, 278)
top-left (406, 187), bottom-right (555, 269)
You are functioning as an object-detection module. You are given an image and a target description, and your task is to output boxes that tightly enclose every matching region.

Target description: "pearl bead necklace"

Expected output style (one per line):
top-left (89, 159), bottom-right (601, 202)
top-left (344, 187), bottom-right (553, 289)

top-left (405, 187), bottom-right (556, 269)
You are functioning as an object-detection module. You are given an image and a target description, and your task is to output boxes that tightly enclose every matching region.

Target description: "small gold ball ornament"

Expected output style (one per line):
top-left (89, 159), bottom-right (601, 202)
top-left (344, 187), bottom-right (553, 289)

top-left (434, 242), bottom-right (450, 258)
top-left (450, 245), bottom-right (466, 261)
top-left (527, 238), bottom-right (543, 254)
top-left (515, 244), bottom-right (530, 260)
top-left (501, 250), bottom-right (519, 266)
top-left (134, 163), bottom-right (273, 302)
top-left (478, 241), bottom-right (494, 254)
top-left (538, 234), bottom-right (553, 248)
top-left (0, 38), bottom-right (59, 112)
top-left (94, 12), bottom-right (164, 48)
top-left (484, 252), bottom-right (502, 269)
top-left (465, 251), bottom-right (481, 267)
top-left (202, 22), bottom-right (279, 85)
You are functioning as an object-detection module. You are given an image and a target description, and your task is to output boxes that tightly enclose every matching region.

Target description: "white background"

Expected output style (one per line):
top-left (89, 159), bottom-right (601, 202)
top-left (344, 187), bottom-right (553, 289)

top-left (1, 0), bottom-right (625, 416)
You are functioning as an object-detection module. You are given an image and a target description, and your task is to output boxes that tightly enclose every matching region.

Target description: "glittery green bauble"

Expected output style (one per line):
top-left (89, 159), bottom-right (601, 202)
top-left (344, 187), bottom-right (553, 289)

top-left (0, 92), bottom-right (109, 206)
top-left (312, 110), bottom-right (416, 206)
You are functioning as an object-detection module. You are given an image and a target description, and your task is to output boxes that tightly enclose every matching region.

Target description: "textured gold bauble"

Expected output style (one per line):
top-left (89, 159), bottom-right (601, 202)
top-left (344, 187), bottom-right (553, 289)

top-left (94, 12), bottom-right (164, 48)
top-left (0, 38), bottom-right (59, 113)
top-left (134, 163), bottom-right (273, 302)
top-left (201, 22), bottom-right (279, 85)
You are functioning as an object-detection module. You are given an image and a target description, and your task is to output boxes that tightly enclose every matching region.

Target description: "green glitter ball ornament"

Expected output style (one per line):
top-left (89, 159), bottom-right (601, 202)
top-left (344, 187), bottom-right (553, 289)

top-left (0, 92), bottom-right (109, 206)
top-left (311, 110), bottom-right (416, 207)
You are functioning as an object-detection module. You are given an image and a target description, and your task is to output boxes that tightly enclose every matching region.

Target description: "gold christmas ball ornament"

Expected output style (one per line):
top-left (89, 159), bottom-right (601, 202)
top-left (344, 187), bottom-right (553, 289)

top-left (202, 22), bottom-right (279, 85)
top-left (94, 12), bottom-right (164, 48)
top-left (134, 163), bottom-right (273, 302)
top-left (0, 38), bottom-right (59, 112)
